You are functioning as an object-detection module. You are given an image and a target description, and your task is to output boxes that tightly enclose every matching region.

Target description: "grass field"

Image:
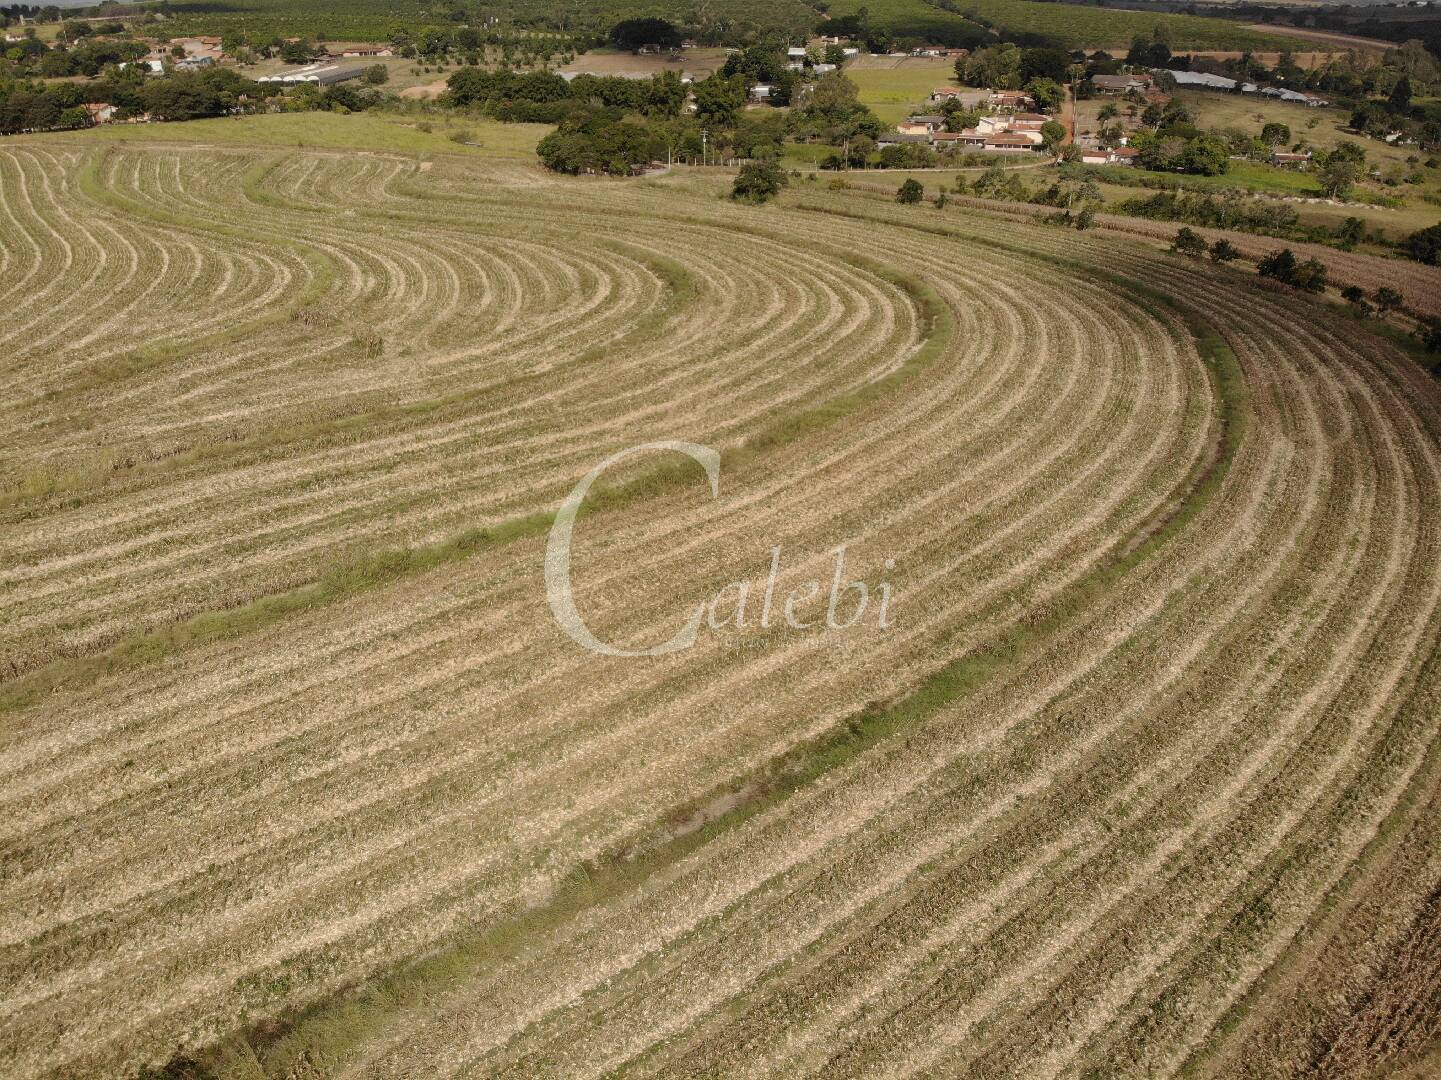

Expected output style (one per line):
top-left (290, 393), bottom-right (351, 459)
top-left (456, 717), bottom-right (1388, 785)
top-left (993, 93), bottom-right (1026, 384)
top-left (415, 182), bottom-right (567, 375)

top-left (844, 56), bottom-right (957, 124)
top-left (3, 110), bottom-right (1441, 1080)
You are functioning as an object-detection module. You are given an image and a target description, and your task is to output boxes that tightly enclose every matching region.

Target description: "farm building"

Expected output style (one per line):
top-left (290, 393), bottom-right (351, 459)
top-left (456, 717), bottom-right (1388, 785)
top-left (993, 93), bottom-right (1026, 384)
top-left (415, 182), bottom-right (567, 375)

top-left (83, 103), bottom-right (118, 124)
top-left (257, 64), bottom-right (367, 86)
top-left (1161, 70), bottom-right (1259, 94)
top-left (1091, 73), bottom-right (1151, 94)
top-left (326, 44), bottom-right (394, 58)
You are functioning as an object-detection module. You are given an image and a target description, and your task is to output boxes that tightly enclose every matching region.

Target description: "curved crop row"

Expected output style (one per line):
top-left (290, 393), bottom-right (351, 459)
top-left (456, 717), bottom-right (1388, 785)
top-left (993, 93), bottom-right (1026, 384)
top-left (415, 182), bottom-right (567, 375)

top-left (1, 143), bottom-right (1438, 1079)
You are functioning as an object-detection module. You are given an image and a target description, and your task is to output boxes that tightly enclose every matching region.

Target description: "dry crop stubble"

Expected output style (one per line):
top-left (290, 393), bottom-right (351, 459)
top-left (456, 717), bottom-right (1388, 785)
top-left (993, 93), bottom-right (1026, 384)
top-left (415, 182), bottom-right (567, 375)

top-left (1, 137), bottom-right (1439, 1079)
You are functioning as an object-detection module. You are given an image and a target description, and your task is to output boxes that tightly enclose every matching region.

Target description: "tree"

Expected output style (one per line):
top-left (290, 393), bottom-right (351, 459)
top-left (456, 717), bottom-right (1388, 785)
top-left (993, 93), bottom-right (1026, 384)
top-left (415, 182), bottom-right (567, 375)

top-left (896, 178), bottom-right (923, 204)
top-left (279, 39), bottom-right (315, 64)
top-left (1388, 75), bottom-right (1413, 116)
top-left (1375, 287), bottom-right (1403, 313)
top-left (1026, 78), bottom-right (1063, 114)
top-left (1418, 317), bottom-right (1441, 355)
top-left (732, 160), bottom-right (787, 203)
top-left (609, 18), bottom-right (681, 52)
top-left (536, 114), bottom-right (661, 175)
top-left (1075, 206), bottom-right (1095, 230)
top-left (1260, 122), bottom-right (1290, 147)
top-left (1403, 223), bottom-right (1441, 265)
top-left (1209, 238), bottom-right (1240, 263)
top-left (960, 44), bottom-right (1020, 89)
top-left (1040, 119), bottom-right (1066, 154)
top-left (1335, 216), bottom-right (1365, 249)
top-left (363, 64), bottom-right (388, 85)
top-left (1316, 149), bottom-right (1362, 198)
top-left (1258, 248), bottom-right (1298, 283)
top-left (1171, 226), bottom-right (1207, 257)
top-left (1097, 103), bottom-right (1118, 123)
top-left (1341, 285), bottom-right (1372, 316)
top-left (1019, 47), bottom-right (1068, 85)
top-left (692, 74), bottom-right (745, 127)
top-left (1180, 133), bottom-right (1229, 177)
top-left (1292, 257), bottom-right (1328, 293)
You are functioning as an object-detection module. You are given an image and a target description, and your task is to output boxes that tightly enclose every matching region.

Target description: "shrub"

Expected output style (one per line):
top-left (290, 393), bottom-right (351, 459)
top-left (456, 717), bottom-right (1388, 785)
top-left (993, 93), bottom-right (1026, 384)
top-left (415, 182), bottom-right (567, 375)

top-left (896, 178), bottom-right (923, 205)
top-left (732, 160), bottom-right (788, 203)
top-left (1261, 250), bottom-right (1327, 293)
top-left (1209, 238), bottom-right (1240, 263)
top-left (1404, 224), bottom-right (1441, 266)
top-left (1171, 226), bottom-right (1206, 257)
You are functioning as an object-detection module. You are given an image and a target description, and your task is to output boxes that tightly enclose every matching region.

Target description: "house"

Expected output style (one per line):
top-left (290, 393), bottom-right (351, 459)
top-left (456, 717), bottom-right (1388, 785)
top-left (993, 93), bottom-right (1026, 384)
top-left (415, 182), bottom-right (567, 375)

top-left (83, 102), bottom-right (118, 125)
top-left (787, 47), bottom-right (807, 59)
top-left (749, 84), bottom-right (772, 101)
top-left (931, 86), bottom-right (965, 102)
top-left (987, 90), bottom-right (1034, 112)
top-left (932, 131), bottom-right (965, 147)
top-left (1091, 73), bottom-right (1150, 94)
top-left (175, 55), bottom-right (216, 70)
top-left (786, 61), bottom-right (804, 72)
top-left (976, 115), bottom-right (1011, 135)
top-left (842, 48), bottom-right (859, 57)
top-left (813, 63), bottom-right (837, 74)
top-left (905, 114), bottom-right (946, 131)
top-left (1007, 112), bottom-right (1050, 132)
top-left (329, 44), bottom-right (393, 59)
top-left (1080, 146), bottom-right (1135, 165)
top-left (983, 132), bottom-right (1039, 153)
top-left (1271, 150), bottom-right (1313, 167)
top-left (957, 128), bottom-right (987, 148)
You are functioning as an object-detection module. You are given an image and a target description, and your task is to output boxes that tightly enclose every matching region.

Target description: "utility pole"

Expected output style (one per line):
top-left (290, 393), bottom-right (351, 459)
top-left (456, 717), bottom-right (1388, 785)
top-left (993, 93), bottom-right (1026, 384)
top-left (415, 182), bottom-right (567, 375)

top-left (701, 128), bottom-right (708, 167)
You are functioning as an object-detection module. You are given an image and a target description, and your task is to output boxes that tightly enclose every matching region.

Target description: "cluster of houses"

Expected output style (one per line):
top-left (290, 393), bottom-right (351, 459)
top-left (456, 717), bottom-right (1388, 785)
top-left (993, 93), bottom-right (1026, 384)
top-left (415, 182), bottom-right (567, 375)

top-left (879, 89), bottom-right (1053, 154)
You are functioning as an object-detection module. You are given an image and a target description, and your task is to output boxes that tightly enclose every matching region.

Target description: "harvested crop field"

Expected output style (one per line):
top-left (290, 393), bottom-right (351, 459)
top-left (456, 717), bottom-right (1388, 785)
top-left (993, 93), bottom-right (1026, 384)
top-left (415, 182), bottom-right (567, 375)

top-left (3, 126), bottom-right (1441, 1079)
